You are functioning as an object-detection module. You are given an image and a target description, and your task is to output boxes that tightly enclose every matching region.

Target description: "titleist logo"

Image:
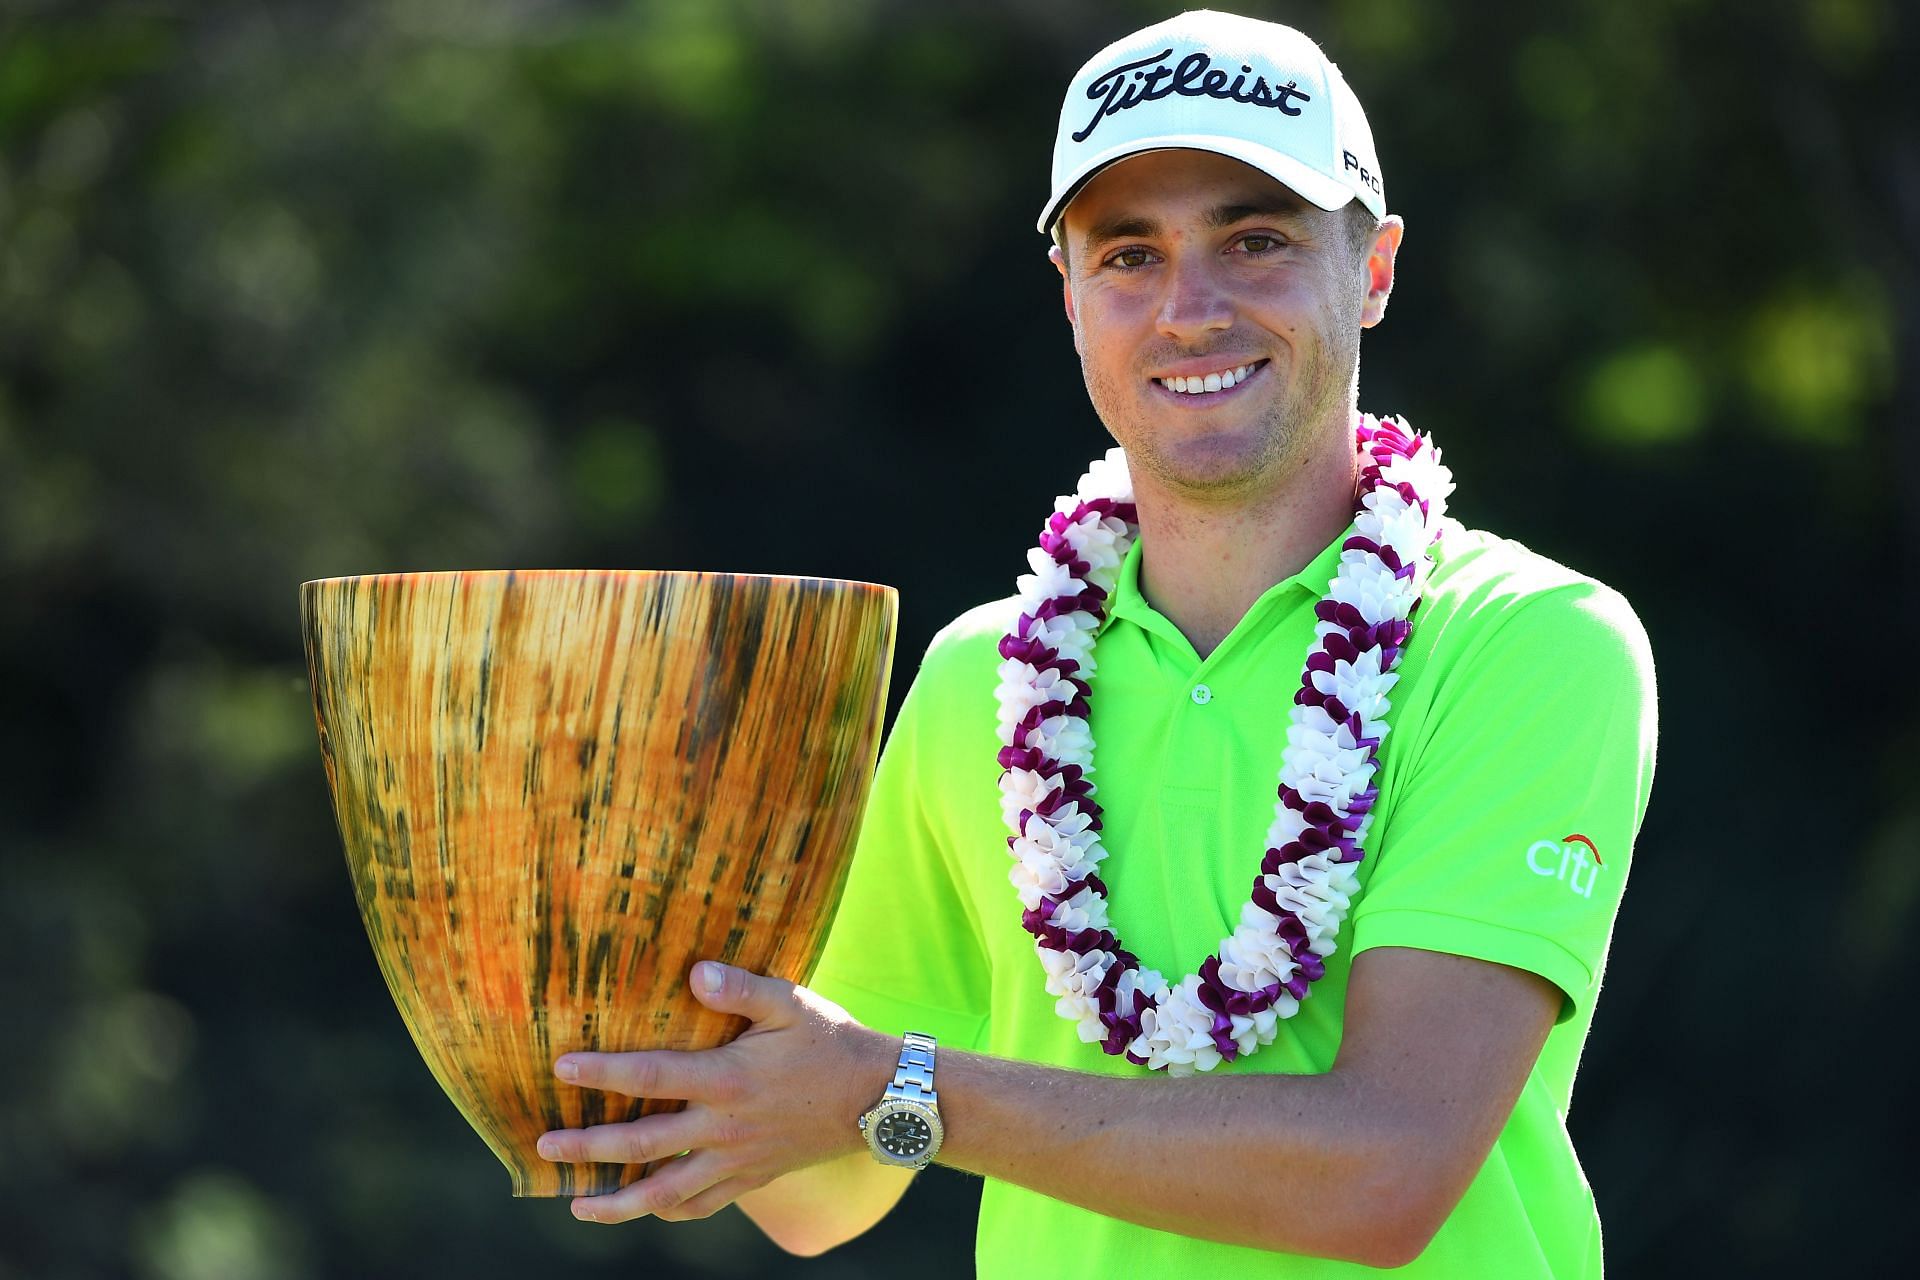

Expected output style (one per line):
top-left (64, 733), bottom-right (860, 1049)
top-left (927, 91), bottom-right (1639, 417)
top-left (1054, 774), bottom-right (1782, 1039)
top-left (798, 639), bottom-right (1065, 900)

top-left (1074, 48), bottom-right (1313, 143)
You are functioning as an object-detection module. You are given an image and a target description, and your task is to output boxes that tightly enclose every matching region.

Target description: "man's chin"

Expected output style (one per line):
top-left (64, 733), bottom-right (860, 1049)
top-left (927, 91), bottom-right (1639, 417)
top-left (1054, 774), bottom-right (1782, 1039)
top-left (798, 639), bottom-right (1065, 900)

top-left (1128, 434), bottom-right (1294, 502)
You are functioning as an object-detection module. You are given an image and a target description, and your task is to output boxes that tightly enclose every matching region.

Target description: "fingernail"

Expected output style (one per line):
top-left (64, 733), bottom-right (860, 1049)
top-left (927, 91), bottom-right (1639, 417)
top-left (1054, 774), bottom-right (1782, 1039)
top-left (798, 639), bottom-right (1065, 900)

top-left (556, 1058), bottom-right (579, 1082)
top-left (537, 1136), bottom-right (558, 1159)
top-left (572, 1201), bottom-right (596, 1222)
top-left (697, 962), bottom-right (723, 994)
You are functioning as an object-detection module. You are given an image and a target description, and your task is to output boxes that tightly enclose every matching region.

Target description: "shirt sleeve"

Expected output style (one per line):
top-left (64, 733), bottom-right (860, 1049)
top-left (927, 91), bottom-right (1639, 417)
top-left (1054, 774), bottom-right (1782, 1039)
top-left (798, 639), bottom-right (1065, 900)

top-left (808, 629), bottom-right (993, 1052)
top-left (1350, 581), bottom-right (1659, 1025)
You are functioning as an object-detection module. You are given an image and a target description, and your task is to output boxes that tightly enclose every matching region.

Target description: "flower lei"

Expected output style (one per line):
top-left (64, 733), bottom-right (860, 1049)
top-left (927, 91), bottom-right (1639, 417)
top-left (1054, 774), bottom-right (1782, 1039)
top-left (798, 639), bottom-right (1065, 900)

top-left (994, 414), bottom-right (1455, 1075)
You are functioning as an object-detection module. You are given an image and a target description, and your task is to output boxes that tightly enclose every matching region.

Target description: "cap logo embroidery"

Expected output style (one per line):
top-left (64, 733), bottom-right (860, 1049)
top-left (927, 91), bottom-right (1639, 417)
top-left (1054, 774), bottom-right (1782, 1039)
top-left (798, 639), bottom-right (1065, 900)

top-left (1074, 47), bottom-right (1313, 144)
top-left (1342, 150), bottom-right (1382, 195)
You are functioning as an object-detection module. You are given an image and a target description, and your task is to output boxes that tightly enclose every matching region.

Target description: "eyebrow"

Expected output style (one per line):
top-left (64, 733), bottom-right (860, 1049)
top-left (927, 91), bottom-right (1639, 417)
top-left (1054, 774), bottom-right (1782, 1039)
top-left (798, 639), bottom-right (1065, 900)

top-left (1078, 199), bottom-right (1310, 254)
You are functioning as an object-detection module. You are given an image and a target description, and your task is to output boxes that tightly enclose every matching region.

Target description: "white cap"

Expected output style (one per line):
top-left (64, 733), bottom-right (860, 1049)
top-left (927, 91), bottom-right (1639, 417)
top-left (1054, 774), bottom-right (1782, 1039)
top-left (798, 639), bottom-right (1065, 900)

top-left (1037, 10), bottom-right (1385, 237)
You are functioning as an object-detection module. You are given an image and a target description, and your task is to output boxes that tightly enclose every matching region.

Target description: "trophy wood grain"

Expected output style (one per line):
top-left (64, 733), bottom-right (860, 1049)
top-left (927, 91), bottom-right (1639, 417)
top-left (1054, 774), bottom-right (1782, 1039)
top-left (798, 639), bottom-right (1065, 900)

top-left (301, 570), bottom-right (896, 1197)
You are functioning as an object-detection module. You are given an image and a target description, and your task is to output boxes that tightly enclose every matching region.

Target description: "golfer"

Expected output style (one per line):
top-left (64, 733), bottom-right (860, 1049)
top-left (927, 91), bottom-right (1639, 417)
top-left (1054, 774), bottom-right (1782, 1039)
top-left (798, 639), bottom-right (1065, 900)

top-left (538, 11), bottom-right (1659, 1275)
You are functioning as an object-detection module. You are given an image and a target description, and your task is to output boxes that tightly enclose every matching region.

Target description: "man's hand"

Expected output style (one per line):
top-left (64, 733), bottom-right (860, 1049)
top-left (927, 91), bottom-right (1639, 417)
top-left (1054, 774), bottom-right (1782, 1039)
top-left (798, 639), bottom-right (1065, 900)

top-left (537, 961), bottom-right (893, 1224)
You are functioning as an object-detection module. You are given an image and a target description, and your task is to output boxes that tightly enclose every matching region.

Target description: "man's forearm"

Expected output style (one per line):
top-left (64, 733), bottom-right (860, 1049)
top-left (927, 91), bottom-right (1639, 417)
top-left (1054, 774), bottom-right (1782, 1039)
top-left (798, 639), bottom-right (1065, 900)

top-left (730, 1030), bottom-right (1425, 1264)
top-left (723, 1031), bottom-right (1424, 1263)
top-left (935, 1049), bottom-right (1427, 1266)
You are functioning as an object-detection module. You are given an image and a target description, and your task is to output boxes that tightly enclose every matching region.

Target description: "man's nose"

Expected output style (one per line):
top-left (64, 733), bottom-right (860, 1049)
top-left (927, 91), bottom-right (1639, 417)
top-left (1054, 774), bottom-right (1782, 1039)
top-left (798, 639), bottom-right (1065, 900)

top-left (1155, 255), bottom-right (1233, 340)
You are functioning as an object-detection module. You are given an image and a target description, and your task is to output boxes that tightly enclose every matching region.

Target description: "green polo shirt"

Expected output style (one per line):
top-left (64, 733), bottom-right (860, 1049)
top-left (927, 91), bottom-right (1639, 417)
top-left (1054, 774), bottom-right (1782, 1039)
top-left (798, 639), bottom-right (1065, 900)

top-left (811, 513), bottom-right (1659, 1277)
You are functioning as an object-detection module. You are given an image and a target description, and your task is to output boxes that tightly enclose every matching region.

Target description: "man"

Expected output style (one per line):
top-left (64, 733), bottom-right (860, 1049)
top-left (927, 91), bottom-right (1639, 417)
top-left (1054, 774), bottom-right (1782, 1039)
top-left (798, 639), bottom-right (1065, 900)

top-left (537, 11), bottom-right (1658, 1274)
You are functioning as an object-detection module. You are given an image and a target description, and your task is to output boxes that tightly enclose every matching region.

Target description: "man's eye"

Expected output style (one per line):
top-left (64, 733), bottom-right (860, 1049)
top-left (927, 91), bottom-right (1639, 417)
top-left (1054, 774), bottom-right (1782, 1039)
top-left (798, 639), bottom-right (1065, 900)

top-left (1111, 248), bottom-right (1152, 269)
top-left (1239, 234), bottom-right (1283, 254)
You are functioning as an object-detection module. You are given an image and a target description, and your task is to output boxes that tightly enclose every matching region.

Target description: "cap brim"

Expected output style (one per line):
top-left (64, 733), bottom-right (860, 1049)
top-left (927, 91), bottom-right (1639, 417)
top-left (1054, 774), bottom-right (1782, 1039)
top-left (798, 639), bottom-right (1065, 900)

top-left (1036, 134), bottom-right (1361, 237)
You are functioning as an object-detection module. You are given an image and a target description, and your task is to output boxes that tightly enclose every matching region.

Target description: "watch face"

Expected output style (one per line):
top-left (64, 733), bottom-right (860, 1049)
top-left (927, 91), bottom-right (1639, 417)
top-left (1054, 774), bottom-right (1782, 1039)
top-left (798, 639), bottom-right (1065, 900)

top-left (874, 1109), bottom-right (933, 1158)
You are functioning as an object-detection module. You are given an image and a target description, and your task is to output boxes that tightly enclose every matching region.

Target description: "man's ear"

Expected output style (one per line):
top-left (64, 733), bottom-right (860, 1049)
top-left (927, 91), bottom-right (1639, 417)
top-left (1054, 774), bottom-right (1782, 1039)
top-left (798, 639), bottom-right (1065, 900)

top-left (1360, 216), bottom-right (1404, 329)
top-left (1048, 244), bottom-right (1081, 347)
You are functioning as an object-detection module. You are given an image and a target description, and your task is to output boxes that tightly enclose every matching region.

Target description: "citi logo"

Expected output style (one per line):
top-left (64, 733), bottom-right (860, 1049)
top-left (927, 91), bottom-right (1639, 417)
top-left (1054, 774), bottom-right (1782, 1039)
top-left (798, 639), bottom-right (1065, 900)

top-left (1527, 834), bottom-right (1604, 899)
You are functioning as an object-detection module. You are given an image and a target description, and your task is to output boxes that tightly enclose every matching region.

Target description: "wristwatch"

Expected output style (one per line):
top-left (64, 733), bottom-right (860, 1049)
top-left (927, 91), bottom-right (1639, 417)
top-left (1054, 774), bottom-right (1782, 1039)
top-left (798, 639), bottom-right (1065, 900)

top-left (857, 1031), bottom-right (944, 1169)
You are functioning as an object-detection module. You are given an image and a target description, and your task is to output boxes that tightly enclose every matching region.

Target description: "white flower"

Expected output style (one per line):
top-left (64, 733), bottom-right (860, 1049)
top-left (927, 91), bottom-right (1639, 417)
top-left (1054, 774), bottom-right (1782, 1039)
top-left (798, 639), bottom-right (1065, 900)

top-left (1284, 716), bottom-right (1372, 785)
top-left (1008, 813), bottom-right (1098, 872)
top-left (1023, 714), bottom-right (1093, 766)
top-left (1265, 806), bottom-right (1308, 849)
top-left (1112, 965), bottom-right (1167, 1009)
top-left (1032, 629), bottom-right (1101, 674)
top-left (1030, 803), bottom-right (1095, 843)
top-left (1309, 651), bottom-right (1396, 715)
top-left (1369, 499), bottom-right (1433, 572)
top-left (1131, 977), bottom-right (1224, 1076)
top-left (994, 662), bottom-right (1086, 741)
top-left (1056, 992), bottom-right (1105, 1036)
top-left (1015, 546), bottom-right (1083, 608)
top-left (1331, 659), bottom-right (1401, 728)
top-left (999, 767), bottom-right (1053, 827)
top-left (1257, 855), bottom-right (1362, 955)
top-left (1007, 815), bottom-right (1103, 908)
top-left (1036, 611), bottom-right (1097, 645)
top-left (1045, 883), bottom-right (1111, 933)
top-left (1380, 443), bottom-right (1456, 511)
top-left (1076, 447), bottom-right (1133, 503)
top-left (1217, 906), bottom-right (1303, 993)
top-left (1057, 510), bottom-right (1133, 581)
top-left (1239, 1007), bottom-right (1281, 1053)
top-left (1040, 945), bottom-right (1117, 1003)
top-left (1326, 560), bottom-right (1420, 627)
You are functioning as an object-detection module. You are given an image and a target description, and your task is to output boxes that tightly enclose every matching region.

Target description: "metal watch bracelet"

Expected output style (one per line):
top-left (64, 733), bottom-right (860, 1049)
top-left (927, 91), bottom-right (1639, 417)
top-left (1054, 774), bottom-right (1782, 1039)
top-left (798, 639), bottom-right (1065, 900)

top-left (884, 1031), bottom-right (938, 1103)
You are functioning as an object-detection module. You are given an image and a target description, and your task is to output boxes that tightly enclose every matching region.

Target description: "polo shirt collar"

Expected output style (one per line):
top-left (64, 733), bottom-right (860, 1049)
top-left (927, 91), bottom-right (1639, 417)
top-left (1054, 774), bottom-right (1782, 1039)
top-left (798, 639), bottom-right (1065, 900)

top-left (1104, 516), bottom-right (1358, 656)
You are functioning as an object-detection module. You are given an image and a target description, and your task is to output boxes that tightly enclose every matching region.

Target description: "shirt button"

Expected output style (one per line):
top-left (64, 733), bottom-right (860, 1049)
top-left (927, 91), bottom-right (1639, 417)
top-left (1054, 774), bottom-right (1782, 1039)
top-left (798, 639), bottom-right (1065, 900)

top-left (1191, 684), bottom-right (1213, 705)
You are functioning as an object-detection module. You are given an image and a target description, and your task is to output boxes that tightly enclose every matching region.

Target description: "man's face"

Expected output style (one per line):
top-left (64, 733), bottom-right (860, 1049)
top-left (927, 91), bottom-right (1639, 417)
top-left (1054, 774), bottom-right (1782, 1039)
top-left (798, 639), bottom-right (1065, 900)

top-left (1051, 149), bottom-right (1396, 504)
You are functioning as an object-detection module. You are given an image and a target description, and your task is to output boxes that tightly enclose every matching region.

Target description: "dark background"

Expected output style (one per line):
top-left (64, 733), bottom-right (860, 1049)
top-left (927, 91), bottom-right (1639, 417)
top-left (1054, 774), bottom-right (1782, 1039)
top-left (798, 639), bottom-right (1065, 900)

top-left (1, 0), bottom-right (1913, 1276)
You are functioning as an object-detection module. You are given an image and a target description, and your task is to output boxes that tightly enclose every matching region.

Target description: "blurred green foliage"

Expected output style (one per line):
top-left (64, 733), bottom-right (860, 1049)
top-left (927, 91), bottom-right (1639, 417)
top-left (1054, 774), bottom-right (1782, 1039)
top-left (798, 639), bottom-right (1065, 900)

top-left (0, 0), bottom-right (1912, 1276)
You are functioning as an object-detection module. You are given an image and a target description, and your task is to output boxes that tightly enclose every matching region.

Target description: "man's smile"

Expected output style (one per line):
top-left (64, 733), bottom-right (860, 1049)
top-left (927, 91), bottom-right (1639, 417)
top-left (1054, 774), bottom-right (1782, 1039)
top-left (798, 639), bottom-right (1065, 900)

top-left (1150, 357), bottom-right (1270, 399)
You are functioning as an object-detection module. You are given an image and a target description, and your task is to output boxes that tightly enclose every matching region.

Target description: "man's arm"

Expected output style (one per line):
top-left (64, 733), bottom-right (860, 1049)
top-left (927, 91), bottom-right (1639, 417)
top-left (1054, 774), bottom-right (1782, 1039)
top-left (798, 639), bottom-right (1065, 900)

top-left (539, 946), bottom-right (1559, 1266)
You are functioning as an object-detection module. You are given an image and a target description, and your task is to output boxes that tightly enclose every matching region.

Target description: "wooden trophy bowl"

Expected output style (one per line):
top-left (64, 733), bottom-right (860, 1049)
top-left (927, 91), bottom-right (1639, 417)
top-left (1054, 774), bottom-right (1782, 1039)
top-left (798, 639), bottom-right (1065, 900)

top-left (300, 570), bottom-right (896, 1197)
